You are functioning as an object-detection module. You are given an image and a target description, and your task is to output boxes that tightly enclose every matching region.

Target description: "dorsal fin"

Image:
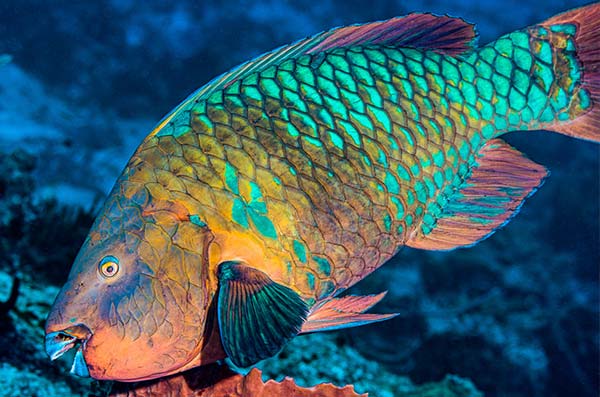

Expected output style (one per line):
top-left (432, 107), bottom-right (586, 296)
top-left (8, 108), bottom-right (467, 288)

top-left (205, 13), bottom-right (476, 94)
top-left (150, 13), bottom-right (477, 136)
top-left (308, 13), bottom-right (477, 55)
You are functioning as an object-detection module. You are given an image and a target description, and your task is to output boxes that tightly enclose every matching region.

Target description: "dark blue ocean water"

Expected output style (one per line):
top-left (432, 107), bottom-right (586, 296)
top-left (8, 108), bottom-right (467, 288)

top-left (0, 1), bottom-right (597, 396)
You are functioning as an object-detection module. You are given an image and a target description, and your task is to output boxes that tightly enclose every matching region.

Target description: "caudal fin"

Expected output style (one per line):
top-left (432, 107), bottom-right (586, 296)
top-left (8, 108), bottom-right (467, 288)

top-left (542, 3), bottom-right (600, 142)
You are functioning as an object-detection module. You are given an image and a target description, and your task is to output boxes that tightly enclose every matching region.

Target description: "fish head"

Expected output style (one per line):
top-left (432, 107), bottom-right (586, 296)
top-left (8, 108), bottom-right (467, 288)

top-left (45, 187), bottom-right (222, 381)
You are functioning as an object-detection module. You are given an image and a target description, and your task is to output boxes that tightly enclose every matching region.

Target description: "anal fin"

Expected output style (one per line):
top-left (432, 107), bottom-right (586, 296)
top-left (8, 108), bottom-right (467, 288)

top-left (300, 292), bottom-right (398, 333)
top-left (407, 139), bottom-right (548, 250)
top-left (217, 261), bottom-right (308, 368)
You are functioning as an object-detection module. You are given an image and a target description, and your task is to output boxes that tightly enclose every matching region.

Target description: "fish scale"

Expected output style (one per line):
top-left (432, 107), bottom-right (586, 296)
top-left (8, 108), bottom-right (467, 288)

top-left (114, 24), bottom-right (592, 304)
top-left (45, 5), bottom-right (600, 381)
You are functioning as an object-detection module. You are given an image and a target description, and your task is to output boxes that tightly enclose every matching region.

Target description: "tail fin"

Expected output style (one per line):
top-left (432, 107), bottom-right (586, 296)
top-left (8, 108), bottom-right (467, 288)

top-left (541, 3), bottom-right (600, 142)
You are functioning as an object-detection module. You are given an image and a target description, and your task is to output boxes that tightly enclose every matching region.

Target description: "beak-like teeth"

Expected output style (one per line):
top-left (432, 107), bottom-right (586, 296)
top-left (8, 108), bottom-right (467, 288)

top-left (45, 324), bottom-right (92, 377)
top-left (45, 331), bottom-right (78, 361)
top-left (70, 346), bottom-right (90, 377)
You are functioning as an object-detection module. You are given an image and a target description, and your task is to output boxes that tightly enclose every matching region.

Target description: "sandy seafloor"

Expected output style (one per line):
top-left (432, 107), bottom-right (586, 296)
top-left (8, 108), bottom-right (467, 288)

top-left (0, 1), bottom-right (597, 396)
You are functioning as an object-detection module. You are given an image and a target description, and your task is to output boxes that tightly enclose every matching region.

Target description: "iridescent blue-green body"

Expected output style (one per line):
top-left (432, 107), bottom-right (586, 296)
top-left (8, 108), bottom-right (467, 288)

top-left (151, 13), bottom-right (593, 291)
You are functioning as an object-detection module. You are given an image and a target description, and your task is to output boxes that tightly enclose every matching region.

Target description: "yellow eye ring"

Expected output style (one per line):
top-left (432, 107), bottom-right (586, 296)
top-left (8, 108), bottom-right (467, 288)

top-left (99, 256), bottom-right (120, 278)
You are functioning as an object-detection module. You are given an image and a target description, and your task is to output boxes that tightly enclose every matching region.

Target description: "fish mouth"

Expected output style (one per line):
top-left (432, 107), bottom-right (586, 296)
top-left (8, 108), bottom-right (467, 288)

top-left (45, 324), bottom-right (92, 377)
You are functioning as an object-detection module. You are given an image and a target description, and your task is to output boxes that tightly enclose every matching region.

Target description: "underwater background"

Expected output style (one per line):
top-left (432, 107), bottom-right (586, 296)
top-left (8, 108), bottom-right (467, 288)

top-left (0, 0), bottom-right (597, 396)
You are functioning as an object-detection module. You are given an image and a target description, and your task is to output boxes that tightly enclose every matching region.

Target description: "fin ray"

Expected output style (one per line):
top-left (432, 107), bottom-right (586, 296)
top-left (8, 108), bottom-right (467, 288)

top-left (542, 3), bottom-right (600, 142)
top-left (301, 292), bottom-right (397, 333)
top-left (217, 262), bottom-right (308, 367)
top-left (406, 139), bottom-right (548, 250)
top-left (309, 13), bottom-right (476, 55)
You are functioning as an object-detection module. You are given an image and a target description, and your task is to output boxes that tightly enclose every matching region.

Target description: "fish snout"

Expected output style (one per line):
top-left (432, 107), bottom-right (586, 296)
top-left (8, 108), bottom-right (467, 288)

top-left (45, 323), bottom-right (92, 377)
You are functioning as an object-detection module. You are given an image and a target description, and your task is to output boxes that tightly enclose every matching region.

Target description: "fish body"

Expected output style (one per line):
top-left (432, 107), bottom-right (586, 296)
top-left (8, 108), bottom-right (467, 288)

top-left (45, 4), bottom-right (600, 382)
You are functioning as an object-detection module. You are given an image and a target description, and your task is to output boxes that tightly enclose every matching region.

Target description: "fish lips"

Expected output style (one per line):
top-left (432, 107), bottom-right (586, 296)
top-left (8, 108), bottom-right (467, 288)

top-left (45, 323), bottom-right (92, 377)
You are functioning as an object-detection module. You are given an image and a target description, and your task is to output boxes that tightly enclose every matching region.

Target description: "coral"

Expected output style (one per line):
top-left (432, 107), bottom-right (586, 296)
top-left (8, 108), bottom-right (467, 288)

top-left (108, 359), bottom-right (483, 397)
top-left (109, 364), bottom-right (364, 397)
top-left (258, 333), bottom-right (481, 397)
top-left (0, 362), bottom-right (75, 397)
top-left (0, 276), bottom-right (19, 317)
top-left (259, 333), bottom-right (412, 396)
top-left (400, 375), bottom-right (482, 397)
top-left (108, 362), bottom-right (483, 397)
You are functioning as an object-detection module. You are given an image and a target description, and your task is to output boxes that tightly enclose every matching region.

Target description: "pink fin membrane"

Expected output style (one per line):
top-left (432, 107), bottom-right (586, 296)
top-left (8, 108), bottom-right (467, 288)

top-left (309, 13), bottom-right (476, 55)
top-left (543, 3), bottom-right (600, 143)
top-left (406, 139), bottom-right (548, 251)
top-left (301, 292), bottom-right (397, 333)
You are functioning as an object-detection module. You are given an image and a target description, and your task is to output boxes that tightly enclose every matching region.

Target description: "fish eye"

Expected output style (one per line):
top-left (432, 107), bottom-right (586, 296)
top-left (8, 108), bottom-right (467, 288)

top-left (98, 256), bottom-right (120, 278)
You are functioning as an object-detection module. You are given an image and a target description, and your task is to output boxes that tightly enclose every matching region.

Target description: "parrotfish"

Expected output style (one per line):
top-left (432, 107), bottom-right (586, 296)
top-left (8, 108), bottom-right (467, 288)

top-left (45, 4), bottom-right (600, 382)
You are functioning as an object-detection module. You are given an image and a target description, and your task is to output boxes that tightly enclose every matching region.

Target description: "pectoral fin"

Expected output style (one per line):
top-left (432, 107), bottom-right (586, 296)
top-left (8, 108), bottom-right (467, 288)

top-left (217, 261), bottom-right (308, 367)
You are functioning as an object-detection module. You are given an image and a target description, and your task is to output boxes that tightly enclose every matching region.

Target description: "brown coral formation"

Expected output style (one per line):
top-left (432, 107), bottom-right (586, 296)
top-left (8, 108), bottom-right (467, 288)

top-left (109, 363), bottom-right (365, 397)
